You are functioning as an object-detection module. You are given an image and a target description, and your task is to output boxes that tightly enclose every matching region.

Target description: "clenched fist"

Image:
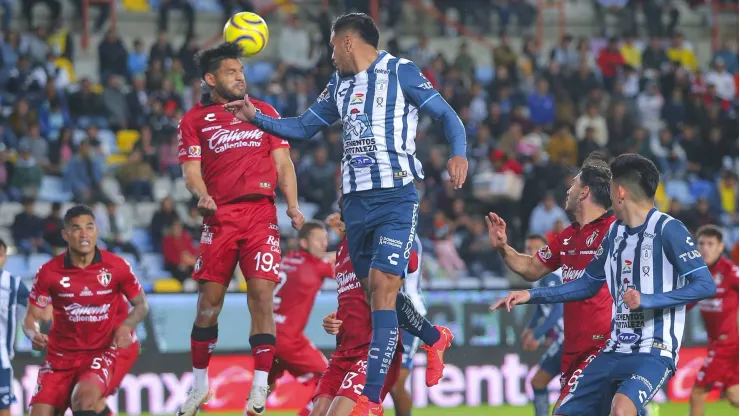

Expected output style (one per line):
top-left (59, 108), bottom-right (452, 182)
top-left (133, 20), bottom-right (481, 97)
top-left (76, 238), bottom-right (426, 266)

top-left (322, 312), bottom-right (342, 335)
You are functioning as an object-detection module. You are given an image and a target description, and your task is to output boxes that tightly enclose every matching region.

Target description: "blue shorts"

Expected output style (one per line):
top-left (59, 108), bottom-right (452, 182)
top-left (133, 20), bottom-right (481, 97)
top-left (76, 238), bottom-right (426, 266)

top-left (400, 329), bottom-right (421, 370)
top-left (557, 352), bottom-right (674, 416)
top-left (0, 367), bottom-right (13, 409)
top-left (539, 340), bottom-right (563, 378)
top-left (342, 184), bottom-right (419, 279)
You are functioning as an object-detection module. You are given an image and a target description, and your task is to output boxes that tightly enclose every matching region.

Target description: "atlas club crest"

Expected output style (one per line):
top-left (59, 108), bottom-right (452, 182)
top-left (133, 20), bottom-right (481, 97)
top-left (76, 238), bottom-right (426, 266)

top-left (97, 268), bottom-right (112, 287)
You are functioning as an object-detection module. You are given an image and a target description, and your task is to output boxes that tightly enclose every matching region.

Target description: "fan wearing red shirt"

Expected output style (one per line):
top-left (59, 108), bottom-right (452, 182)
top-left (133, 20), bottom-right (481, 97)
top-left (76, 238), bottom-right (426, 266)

top-left (175, 43), bottom-right (304, 416)
top-left (22, 205), bottom-right (148, 416)
top-left (267, 220), bottom-right (335, 416)
top-left (486, 156), bottom-right (615, 409)
top-left (161, 219), bottom-right (198, 282)
top-left (690, 225), bottom-right (739, 415)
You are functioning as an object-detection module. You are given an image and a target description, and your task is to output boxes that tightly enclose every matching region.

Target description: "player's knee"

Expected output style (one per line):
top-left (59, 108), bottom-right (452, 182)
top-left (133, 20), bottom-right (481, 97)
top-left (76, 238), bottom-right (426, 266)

top-left (70, 382), bottom-right (102, 411)
top-left (610, 394), bottom-right (638, 416)
top-left (246, 281), bottom-right (274, 308)
top-left (690, 385), bottom-right (707, 403)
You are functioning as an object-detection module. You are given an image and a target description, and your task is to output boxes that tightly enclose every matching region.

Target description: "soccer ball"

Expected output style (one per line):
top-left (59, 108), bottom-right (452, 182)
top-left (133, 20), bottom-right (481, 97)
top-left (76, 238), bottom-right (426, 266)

top-left (223, 12), bottom-right (269, 57)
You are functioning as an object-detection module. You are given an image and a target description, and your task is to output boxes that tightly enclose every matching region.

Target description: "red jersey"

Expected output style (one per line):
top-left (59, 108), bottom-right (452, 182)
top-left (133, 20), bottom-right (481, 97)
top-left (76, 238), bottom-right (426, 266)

top-left (273, 249), bottom-right (334, 337)
top-left (536, 212), bottom-right (616, 354)
top-left (334, 238), bottom-right (372, 356)
top-left (29, 249), bottom-right (143, 358)
top-left (177, 96), bottom-right (290, 205)
top-left (698, 256), bottom-right (739, 348)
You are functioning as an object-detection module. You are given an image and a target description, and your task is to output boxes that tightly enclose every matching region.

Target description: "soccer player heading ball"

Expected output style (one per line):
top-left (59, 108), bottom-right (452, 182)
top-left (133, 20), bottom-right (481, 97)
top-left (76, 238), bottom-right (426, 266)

top-left (224, 13), bottom-right (468, 416)
top-left (492, 154), bottom-right (717, 416)
top-left (175, 42), bottom-right (303, 416)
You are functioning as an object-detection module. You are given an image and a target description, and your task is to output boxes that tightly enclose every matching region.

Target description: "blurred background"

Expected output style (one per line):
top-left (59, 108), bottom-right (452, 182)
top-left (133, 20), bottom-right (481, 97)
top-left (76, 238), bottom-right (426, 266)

top-left (0, 0), bottom-right (737, 413)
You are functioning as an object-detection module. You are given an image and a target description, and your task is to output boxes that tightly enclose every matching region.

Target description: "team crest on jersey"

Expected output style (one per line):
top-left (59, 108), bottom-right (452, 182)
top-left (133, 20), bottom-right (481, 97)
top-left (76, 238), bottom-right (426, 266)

top-left (343, 113), bottom-right (374, 140)
top-left (586, 230), bottom-right (599, 247)
top-left (642, 245), bottom-right (652, 260)
top-left (538, 245), bottom-right (552, 260)
top-left (317, 88), bottom-right (330, 102)
top-left (376, 78), bottom-right (388, 92)
top-left (97, 269), bottom-right (112, 287)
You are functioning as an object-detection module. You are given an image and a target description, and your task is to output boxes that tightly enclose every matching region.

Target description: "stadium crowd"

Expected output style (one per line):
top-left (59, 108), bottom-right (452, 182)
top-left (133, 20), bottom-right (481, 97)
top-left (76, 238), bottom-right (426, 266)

top-left (0, 0), bottom-right (737, 287)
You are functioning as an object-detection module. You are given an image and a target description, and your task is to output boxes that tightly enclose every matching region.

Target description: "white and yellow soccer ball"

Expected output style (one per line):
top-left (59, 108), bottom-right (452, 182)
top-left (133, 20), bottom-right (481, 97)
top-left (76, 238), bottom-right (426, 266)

top-left (223, 12), bottom-right (269, 57)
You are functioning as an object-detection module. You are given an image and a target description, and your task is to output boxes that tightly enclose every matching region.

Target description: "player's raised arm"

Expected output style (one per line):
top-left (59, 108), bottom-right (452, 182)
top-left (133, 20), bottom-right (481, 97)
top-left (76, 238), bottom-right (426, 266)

top-left (224, 74), bottom-right (341, 141)
top-left (397, 61), bottom-right (468, 188)
top-left (635, 221), bottom-right (716, 310)
top-left (485, 213), bottom-right (551, 281)
top-left (178, 116), bottom-right (217, 216)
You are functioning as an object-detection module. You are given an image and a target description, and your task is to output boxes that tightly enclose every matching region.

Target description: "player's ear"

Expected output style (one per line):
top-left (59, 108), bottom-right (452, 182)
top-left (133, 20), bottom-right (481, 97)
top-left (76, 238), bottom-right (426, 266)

top-left (61, 228), bottom-right (68, 243)
top-left (204, 72), bottom-right (217, 88)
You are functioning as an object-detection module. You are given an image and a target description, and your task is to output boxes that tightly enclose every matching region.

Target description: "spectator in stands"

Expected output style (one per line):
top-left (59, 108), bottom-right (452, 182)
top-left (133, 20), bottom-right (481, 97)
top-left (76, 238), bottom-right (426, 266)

top-left (166, 59), bottom-right (186, 95)
top-left (644, 0), bottom-right (679, 37)
top-left (22, 1), bottom-right (60, 30)
top-left (19, 123), bottom-right (49, 171)
top-left (96, 202), bottom-right (141, 261)
top-left (0, 0), bottom-right (12, 30)
top-left (177, 35), bottom-right (200, 83)
top-left (40, 99), bottom-right (72, 142)
top-left (9, 140), bottom-right (42, 200)
top-left (642, 36), bottom-right (668, 74)
top-left (577, 126), bottom-right (603, 166)
top-left (98, 29), bottom-right (129, 81)
top-left (568, 60), bottom-right (600, 105)
top-left (182, 203), bottom-right (202, 242)
top-left (158, 0), bottom-right (194, 39)
top-left (706, 58), bottom-right (736, 102)
top-left (115, 149), bottom-right (155, 202)
top-left (126, 76), bottom-right (149, 128)
top-left (218, 0), bottom-right (254, 28)
top-left (636, 81), bottom-right (665, 136)
top-left (547, 123), bottom-right (577, 167)
top-left (159, 132), bottom-right (180, 179)
top-left (527, 79), bottom-right (555, 128)
top-left (620, 33), bottom-right (641, 69)
top-left (11, 197), bottom-right (49, 255)
top-left (667, 32), bottom-right (697, 72)
top-left (661, 88), bottom-right (686, 131)
top-left (42, 202), bottom-right (65, 252)
top-left (550, 34), bottom-right (578, 71)
top-left (717, 170), bottom-right (738, 217)
top-left (606, 103), bottom-right (635, 154)
top-left (528, 191), bottom-right (568, 236)
top-left (8, 98), bottom-right (37, 138)
top-left (298, 146), bottom-right (337, 218)
top-left (69, 78), bottom-right (106, 128)
top-left (575, 103), bottom-right (608, 147)
top-left (593, 0), bottom-right (633, 37)
top-left (433, 212), bottom-right (467, 279)
top-left (63, 139), bottom-right (110, 204)
top-left (70, 0), bottom-right (109, 33)
top-left (597, 37), bottom-right (625, 92)
top-left (278, 14), bottom-right (315, 78)
top-left (0, 143), bottom-right (8, 201)
top-left (146, 58), bottom-right (166, 92)
top-left (102, 75), bottom-right (129, 130)
top-left (6, 54), bottom-right (46, 99)
top-left (150, 196), bottom-right (179, 251)
top-left (150, 31), bottom-right (175, 65)
top-left (713, 38), bottom-right (738, 75)
top-left (453, 42), bottom-right (475, 82)
top-left (127, 39), bottom-right (149, 79)
top-left (162, 218), bottom-right (197, 283)
top-left (493, 33), bottom-right (519, 80)
top-left (23, 26), bottom-right (50, 66)
top-left (651, 127), bottom-right (687, 179)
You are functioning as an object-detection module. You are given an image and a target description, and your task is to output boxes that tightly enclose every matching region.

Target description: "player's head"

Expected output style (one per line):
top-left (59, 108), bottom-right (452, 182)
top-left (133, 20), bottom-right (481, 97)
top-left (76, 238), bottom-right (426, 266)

top-left (298, 220), bottom-right (329, 258)
top-left (609, 154), bottom-right (660, 220)
top-left (330, 13), bottom-right (380, 77)
top-left (524, 234), bottom-right (547, 257)
top-left (0, 238), bottom-right (6, 270)
top-left (62, 205), bottom-right (98, 256)
top-left (565, 153), bottom-right (612, 215)
top-left (194, 42), bottom-right (246, 102)
top-left (697, 225), bottom-right (725, 266)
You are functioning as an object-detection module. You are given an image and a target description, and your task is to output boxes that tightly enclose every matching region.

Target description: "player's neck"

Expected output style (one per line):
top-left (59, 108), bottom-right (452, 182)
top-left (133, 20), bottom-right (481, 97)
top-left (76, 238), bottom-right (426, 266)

top-left (621, 202), bottom-right (655, 229)
top-left (68, 250), bottom-right (96, 268)
top-left (210, 92), bottom-right (229, 105)
top-left (575, 204), bottom-right (607, 226)
top-left (351, 49), bottom-right (380, 75)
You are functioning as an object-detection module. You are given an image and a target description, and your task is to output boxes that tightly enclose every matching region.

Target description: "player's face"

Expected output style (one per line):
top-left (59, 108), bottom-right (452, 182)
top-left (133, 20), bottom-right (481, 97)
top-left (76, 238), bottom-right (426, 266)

top-left (301, 228), bottom-right (329, 258)
top-left (330, 31), bottom-right (352, 77)
top-left (524, 238), bottom-right (545, 257)
top-left (62, 214), bottom-right (98, 256)
top-left (565, 174), bottom-right (583, 215)
top-left (211, 58), bottom-right (246, 102)
top-left (698, 235), bottom-right (724, 265)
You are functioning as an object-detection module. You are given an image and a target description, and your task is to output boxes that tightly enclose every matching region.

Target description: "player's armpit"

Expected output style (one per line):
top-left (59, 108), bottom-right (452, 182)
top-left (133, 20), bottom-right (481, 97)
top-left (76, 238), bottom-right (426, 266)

top-left (120, 291), bottom-right (149, 329)
top-left (181, 160), bottom-right (209, 199)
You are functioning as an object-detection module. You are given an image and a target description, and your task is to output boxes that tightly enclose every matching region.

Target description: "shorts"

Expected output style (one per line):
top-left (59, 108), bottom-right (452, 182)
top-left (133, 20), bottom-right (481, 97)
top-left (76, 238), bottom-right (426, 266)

top-left (400, 329), bottom-right (421, 371)
top-left (105, 341), bottom-right (140, 396)
top-left (30, 347), bottom-right (118, 410)
top-left (557, 352), bottom-right (674, 416)
top-left (312, 352), bottom-right (401, 403)
top-left (342, 184), bottom-right (419, 279)
top-left (0, 367), bottom-right (14, 410)
top-left (194, 198), bottom-right (282, 285)
top-left (268, 335), bottom-right (328, 386)
top-left (539, 340), bottom-right (564, 378)
top-left (559, 346), bottom-right (603, 401)
top-left (695, 345), bottom-right (739, 390)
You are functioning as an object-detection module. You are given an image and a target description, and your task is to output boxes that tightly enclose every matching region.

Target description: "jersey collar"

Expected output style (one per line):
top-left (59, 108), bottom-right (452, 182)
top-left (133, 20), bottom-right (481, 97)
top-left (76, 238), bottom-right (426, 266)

top-left (63, 247), bottom-right (103, 269)
top-left (574, 209), bottom-right (614, 230)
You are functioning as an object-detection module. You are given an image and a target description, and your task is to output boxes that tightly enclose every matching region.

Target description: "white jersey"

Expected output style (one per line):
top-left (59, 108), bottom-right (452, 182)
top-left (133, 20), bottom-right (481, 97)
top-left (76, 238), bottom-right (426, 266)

top-left (308, 51), bottom-right (444, 194)
top-left (0, 270), bottom-right (28, 369)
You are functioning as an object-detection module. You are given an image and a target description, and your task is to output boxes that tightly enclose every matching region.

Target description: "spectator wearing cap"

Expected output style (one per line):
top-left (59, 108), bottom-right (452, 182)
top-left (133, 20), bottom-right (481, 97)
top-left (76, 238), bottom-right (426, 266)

top-left (527, 79), bottom-right (555, 128)
top-left (706, 58), bottom-right (736, 102)
top-left (96, 202), bottom-right (141, 261)
top-left (63, 139), bottom-right (111, 204)
top-left (162, 218), bottom-right (197, 283)
top-left (11, 198), bottom-right (49, 255)
top-left (9, 140), bottom-right (42, 201)
top-left (528, 192), bottom-right (568, 236)
top-left (667, 33), bottom-right (697, 72)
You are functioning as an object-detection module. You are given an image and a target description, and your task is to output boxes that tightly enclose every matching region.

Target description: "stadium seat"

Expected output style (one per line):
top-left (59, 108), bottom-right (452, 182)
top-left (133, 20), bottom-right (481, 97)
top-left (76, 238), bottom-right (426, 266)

top-left (117, 203), bottom-right (135, 226)
top-left (475, 66), bottom-right (495, 85)
top-left (122, 0), bottom-right (151, 12)
top-left (28, 253), bottom-right (52, 275)
top-left (142, 253), bottom-right (169, 279)
top-left (245, 62), bottom-right (275, 85)
top-left (131, 228), bottom-right (153, 253)
top-left (0, 203), bottom-right (22, 226)
top-left (690, 179), bottom-right (714, 201)
top-left (116, 130), bottom-right (141, 153)
top-left (140, 281), bottom-right (155, 293)
top-left (153, 278), bottom-right (182, 293)
top-left (100, 177), bottom-right (122, 200)
top-left (119, 253), bottom-right (139, 270)
top-left (4, 255), bottom-right (29, 278)
top-left (238, 280), bottom-right (247, 292)
top-left (106, 154), bottom-right (128, 166)
top-left (276, 202), bottom-right (319, 234)
top-left (135, 202), bottom-right (158, 227)
top-left (98, 129), bottom-right (118, 155)
top-left (39, 176), bottom-right (72, 202)
top-left (172, 178), bottom-right (191, 202)
top-left (153, 177), bottom-right (173, 201)
top-left (665, 179), bottom-right (694, 206)
top-left (33, 201), bottom-right (52, 218)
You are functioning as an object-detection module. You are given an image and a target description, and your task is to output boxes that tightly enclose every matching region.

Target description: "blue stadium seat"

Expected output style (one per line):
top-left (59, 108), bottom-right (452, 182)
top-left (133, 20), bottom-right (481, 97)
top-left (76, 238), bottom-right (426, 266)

top-left (140, 281), bottom-right (155, 293)
top-left (141, 253), bottom-right (169, 280)
top-left (665, 179), bottom-right (694, 206)
top-left (245, 62), bottom-right (275, 85)
top-left (39, 176), bottom-right (73, 202)
top-left (98, 129), bottom-right (118, 155)
top-left (119, 253), bottom-right (139, 270)
top-left (475, 66), bottom-right (495, 85)
top-left (28, 253), bottom-right (52, 276)
top-left (4, 255), bottom-right (29, 278)
top-left (131, 228), bottom-right (153, 253)
top-left (689, 179), bottom-right (714, 201)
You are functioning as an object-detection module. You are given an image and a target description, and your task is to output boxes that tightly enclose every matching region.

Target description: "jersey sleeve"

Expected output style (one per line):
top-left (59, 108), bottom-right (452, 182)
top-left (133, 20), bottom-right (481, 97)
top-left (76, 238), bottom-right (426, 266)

top-left (177, 114), bottom-right (202, 163)
top-left (306, 74), bottom-right (341, 127)
top-left (256, 102), bottom-right (291, 151)
top-left (397, 60), bottom-right (441, 109)
top-left (16, 280), bottom-right (30, 307)
top-left (29, 267), bottom-right (51, 308)
top-left (536, 234), bottom-right (563, 271)
top-left (584, 228), bottom-right (612, 281)
top-left (320, 259), bottom-right (335, 279)
top-left (117, 259), bottom-right (143, 300)
top-left (662, 220), bottom-right (708, 277)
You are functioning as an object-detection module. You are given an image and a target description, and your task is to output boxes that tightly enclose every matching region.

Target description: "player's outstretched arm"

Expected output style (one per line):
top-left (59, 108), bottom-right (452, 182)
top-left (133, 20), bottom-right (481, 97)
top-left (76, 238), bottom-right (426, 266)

top-left (485, 213), bottom-right (551, 281)
top-left (527, 273), bottom-right (605, 304)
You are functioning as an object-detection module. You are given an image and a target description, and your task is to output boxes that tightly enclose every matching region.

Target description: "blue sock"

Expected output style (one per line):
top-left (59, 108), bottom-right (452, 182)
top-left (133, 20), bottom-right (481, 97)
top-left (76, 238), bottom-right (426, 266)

top-left (362, 310), bottom-right (398, 404)
top-left (396, 292), bottom-right (440, 346)
top-left (533, 387), bottom-right (549, 416)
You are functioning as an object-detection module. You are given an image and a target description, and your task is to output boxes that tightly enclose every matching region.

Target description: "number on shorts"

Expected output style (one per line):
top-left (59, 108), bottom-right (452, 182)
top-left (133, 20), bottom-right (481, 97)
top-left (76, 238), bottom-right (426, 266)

top-left (341, 372), bottom-right (364, 396)
top-left (91, 357), bottom-right (102, 369)
top-left (254, 252), bottom-right (279, 274)
top-left (273, 271), bottom-right (288, 306)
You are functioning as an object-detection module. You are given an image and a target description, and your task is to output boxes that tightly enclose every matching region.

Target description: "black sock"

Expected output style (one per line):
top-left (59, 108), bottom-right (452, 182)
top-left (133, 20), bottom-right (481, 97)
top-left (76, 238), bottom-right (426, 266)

top-left (73, 411), bottom-right (98, 416)
top-left (97, 405), bottom-right (112, 416)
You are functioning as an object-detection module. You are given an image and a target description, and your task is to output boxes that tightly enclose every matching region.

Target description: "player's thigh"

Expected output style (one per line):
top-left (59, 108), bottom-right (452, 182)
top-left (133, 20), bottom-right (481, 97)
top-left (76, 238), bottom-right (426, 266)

top-left (368, 194), bottom-right (419, 278)
top-left (238, 205), bottom-right (282, 283)
top-left (105, 341), bottom-right (140, 397)
top-left (725, 384), bottom-right (739, 406)
top-left (194, 209), bottom-right (241, 286)
top-left (559, 348), bottom-right (601, 400)
top-left (612, 354), bottom-right (674, 413)
top-left (309, 396), bottom-right (333, 416)
top-left (341, 197), bottom-right (372, 280)
top-left (326, 395), bottom-right (357, 416)
top-left (555, 352), bottom-right (618, 416)
top-left (539, 341), bottom-right (563, 383)
top-left (29, 403), bottom-right (60, 416)
top-left (73, 349), bottom-right (118, 404)
top-left (30, 361), bottom-right (76, 411)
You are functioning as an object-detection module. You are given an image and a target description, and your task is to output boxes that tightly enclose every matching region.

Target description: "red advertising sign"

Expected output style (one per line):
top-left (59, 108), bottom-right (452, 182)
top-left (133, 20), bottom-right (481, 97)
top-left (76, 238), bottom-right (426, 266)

top-left (203, 355), bottom-right (316, 412)
top-left (666, 347), bottom-right (720, 403)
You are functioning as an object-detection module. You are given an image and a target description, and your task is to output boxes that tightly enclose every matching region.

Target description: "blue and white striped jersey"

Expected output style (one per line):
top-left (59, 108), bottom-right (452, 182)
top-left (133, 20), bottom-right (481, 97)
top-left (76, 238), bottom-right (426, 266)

top-left (584, 208), bottom-right (708, 365)
top-left (402, 235), bottom-right (425, 316)
top-left (0, 270), bottom-right (28, 369)
top-left (308, 51), bottom-right (441, 194)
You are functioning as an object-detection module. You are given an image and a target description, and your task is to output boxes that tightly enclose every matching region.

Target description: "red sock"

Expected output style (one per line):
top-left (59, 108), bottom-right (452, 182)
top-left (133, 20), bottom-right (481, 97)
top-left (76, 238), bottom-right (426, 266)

top-left (249, 334), bottom-right (276, 374)
top-left (191, 324), bottom-right (218, 369)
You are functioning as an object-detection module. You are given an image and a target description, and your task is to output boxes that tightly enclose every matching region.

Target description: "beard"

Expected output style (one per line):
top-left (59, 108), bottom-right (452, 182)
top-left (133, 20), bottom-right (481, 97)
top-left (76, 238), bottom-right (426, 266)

top-left (214, 83), bottom-right (245, 102)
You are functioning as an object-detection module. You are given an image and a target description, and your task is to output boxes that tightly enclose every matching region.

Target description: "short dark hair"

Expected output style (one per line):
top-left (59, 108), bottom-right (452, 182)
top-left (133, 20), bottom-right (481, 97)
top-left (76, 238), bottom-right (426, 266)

top-left (298, 220), bottom-right (326, 240)
top-left (610, 153), bottom-right (660, 200)
top-left (64, 205), bottom-right (95, 226)
top-left (332, 13), bottom-right (379, 48)
top-left (194, 42), bottom-right (243, 79)
top-left (696, 225), bottom-right (724, 242)
top-left (579, 153), bottom-right (612, 208)
top-left (526, 234), bottom-right (547, 246)
top-left (0, 238), bottom-right (6, 252)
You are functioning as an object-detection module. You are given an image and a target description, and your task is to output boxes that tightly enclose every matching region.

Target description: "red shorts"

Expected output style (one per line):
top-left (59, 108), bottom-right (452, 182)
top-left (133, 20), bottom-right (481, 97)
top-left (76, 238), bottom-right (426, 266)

top-left (268, 334), bottom-right (328, 386)
top-left (30, 347), bottom-right (118, 410)
top-left (105, 341), bottom-right (140, 396)
top-left (558, 346), bottom-right (602, 401)
top-left (312, 351), bottom-right (401, 403)
top-left (194, 198), bottom-right (282, 285)
top-left (696, 345), bottom-right (739, 390)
